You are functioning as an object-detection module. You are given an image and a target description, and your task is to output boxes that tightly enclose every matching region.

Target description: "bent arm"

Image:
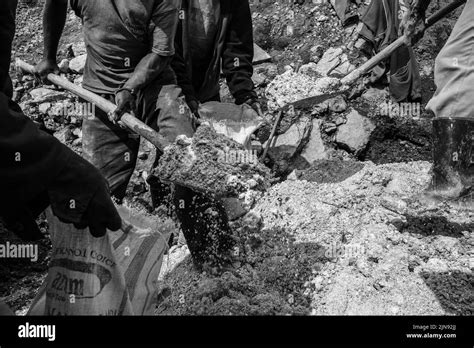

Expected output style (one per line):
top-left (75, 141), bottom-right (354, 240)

top-left (43, 0), bottom-right (68, 61)
top-left (222, 1), bottom-right (257, 105)
top-left (123, 4), bottom-right (179, 91)
top-left (123, 53), bottom-right (171, 91)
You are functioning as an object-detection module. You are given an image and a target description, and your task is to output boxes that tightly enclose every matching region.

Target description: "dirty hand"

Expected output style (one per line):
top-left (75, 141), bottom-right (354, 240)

top-left (111, 88), bottom-right (136, 124)
top-left (34, 58), bottom-right (59, 83)
top-left (401, 8), bottom-right (426, 45)
top-left (72, 176), bottom-right (122, 238)
top-left (49, 149), bottom-right (122, 238)
top-left (244, 98), bottom-right (265, 118)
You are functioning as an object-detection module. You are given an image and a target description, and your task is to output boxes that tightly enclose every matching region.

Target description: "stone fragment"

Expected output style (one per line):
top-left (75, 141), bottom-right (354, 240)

top-left (267, 117), bottom-right (312, 160)
top-left (301, 119), bottom-right (329, 164)
top-left (221, 197), bottom-right (248, 221)
top-left (53, 127), bottom-right (74, 144)
top-left (69, 54), bottom-right (87, 74)
top-left (58, 59), bottom-right (69, 73)
top-left (315, 47), bottom-right (343, 76)
top-left (29, 88), bottom-right (67, 103)
top-left (336, 109), bottom-right (375, 155)
top-left (362, 88), bottom-right (389, 102)
top-left (38, 102), bottom-right (51, 114)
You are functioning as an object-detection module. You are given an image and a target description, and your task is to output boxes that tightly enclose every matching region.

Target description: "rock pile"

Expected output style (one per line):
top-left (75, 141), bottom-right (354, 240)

top-left (158, 161), bottom-right (473, 315)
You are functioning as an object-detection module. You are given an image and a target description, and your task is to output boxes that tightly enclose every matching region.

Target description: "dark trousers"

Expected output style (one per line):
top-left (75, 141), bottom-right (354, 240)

top-left (82, 80), bottom-right (234, 267)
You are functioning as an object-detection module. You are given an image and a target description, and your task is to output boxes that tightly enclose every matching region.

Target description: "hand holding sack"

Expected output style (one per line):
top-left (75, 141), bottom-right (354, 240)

top-left (28, 205), bottom-right (173, 316)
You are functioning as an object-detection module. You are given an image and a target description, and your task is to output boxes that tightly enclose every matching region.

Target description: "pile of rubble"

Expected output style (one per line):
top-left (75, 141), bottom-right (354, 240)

top-left (13, 43), bottom-right (88, 154)
top-left (157, 123), bottom-right (273, 220)
top-left (158, 161), bottom-right (473, 315)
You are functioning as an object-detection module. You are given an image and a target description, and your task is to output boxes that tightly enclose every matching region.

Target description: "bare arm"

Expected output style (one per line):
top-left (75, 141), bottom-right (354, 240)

top-left (43, 0), bottom-right (68, 60)
top-left (122, 53), bottom-right (171, 91)
top-left (402, 0), bottom-right (432, 44)
top-left (111, 4), bottom-right (178, 121)
top-left (35, 0), bottom-right (68, 77)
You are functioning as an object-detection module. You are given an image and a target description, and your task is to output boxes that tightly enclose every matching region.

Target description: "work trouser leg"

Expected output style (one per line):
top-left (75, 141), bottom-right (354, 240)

top-left (138, 82), bottom-right (235, 268)
top-left (173, 186), bottom-right (235, 269)
top-left (0, 300), bottom-right (14, 315)
top-left (82, 95), bottom-right (139, 201)
top-left (138, 83), bottom-right (196, 208)
top-left (424, 0), bottom-right (474, 202)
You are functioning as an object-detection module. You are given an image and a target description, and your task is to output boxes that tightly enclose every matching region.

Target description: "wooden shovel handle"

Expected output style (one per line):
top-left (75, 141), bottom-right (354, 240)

top-left (16, 59), bottom-right (168, 153)
top-left (341, 36), bottom-right (408, 86)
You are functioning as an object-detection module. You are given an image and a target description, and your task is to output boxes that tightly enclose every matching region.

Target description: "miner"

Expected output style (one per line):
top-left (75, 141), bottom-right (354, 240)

top-left (35, 0), bottom-right (235, 268)
top-left (0, 0), bottom-right (121, 315)
top-left (403, 0), bottom-right (473, 202)
top-left (172, 0), bottom-right (263, 117)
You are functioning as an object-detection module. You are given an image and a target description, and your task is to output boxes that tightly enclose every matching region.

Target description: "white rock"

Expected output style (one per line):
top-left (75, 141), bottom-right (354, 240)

top-left (336, 109), bottom-right (375, 155)
top-left (29, 88), bottom-right (67, 103)
top-left (38, 102), bottom-right (51, 114)
top-left (315, 47), bottom-right (354, 77)
top-left (315, 47), bottom-right (344, 76)
top-left (265, 70), bottom-right (340, 110)
top-left (301, 119), bottom-right (329, 164)
top-left (72, 41), bottom-right (87, 56)
top-left (298, 62), bottom-right (318, 76)
top-left (54, 127), bottom-right (74, 144)
top-left (58, 59), bottom-right (69, 73)
top-left (267, 117), bottom-right (312, 159)
top-left (69, 54), bottom-right (87, 74)
top-left (251, 72), bottom-right (266, 86)
top-left (73, 75), bottom-right (83, 86)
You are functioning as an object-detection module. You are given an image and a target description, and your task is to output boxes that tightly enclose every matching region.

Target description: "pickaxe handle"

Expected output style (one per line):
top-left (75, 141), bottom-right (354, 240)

top-left (16, 59), bottom-right (168, 153)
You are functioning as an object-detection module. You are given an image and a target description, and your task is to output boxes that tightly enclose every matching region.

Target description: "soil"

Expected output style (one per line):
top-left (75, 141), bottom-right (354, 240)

top-left (157, 123), bottom-right (272, 197)
top-left (159, 162), bottom-right (473, 315)
top-left (297, 159), bottom-right (364, 183)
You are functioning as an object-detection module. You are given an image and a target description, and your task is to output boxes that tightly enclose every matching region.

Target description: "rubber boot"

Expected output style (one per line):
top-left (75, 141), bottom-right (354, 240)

top-left (425, 117), bottom-right (473, 203)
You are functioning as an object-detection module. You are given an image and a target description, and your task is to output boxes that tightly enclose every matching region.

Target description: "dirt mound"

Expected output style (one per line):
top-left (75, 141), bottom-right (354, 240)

top-left (157, 123), bottom-right (272, 197)
top-left (297, 159), bottom-right (364, 183)
top-left (156, 225), bottom-right (326, 315)
top-left (158, 161), bottom-right (473, 315)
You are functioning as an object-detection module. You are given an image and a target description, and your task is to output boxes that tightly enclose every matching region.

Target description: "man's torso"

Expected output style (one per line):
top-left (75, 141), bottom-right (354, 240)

top-left (186, 0), bottom-right (221, 90)
top-left (70, 0), bottom-right (174, 94)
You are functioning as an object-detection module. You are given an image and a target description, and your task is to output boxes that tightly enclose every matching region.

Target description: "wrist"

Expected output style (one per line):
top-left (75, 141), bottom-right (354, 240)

top-left (44, 56), bottom-right (56, 63)
top-left (115, 86), bottom-right (137, 98)
top-left (244, 97), bottom-right (258, 106)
